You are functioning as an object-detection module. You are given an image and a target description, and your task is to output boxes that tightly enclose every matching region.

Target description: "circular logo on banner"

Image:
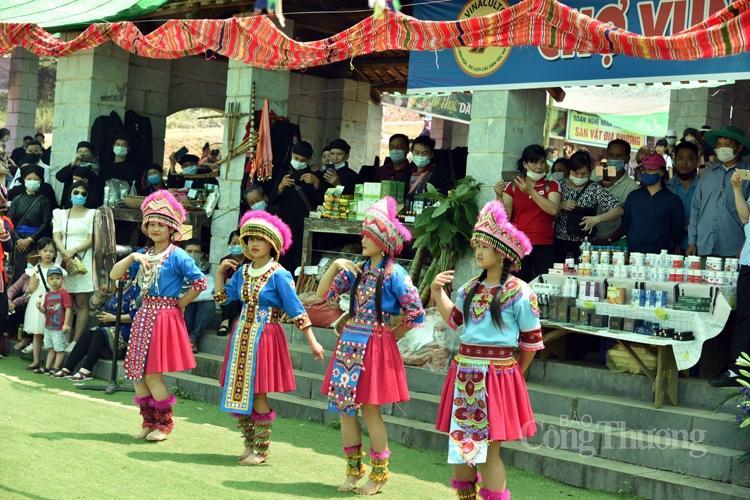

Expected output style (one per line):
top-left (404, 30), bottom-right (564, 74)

top-left (454, 0), bottom-right (511, 78)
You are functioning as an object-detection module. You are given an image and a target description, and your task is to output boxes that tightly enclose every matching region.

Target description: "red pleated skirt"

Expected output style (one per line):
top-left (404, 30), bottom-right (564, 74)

top-left (320, 328), bottom-right (410, 405)
top-left (219, 323), bottom-right (296, 394)
top-left (143, 308), bottom-right (196, 375)
top-left (436, 358), bottom-right (537, 442)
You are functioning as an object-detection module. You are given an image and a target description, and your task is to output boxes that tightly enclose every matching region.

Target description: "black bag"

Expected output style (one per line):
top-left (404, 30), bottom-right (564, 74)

top-left (566, 182), bottom-right (597, 238)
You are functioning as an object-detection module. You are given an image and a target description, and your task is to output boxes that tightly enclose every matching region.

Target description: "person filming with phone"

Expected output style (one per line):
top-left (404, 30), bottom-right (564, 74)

top-left (167, 148), bottom-right (218, 190)
top-left (56, 141), bottom-right (101, 209)
top-left (268, 141), bottom-right (325, 271)
top-left (494, 144), bottom-right (561, 282)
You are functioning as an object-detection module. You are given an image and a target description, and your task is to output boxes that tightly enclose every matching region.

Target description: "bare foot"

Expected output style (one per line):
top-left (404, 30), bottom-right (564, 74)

top-left (238, 447), bottom-right (253, 461)
top-left (133, 427), bottom-right (154, 440)
top-left (338, 473), bottom-right (364, 493)
top-left (354, 479), bottom-right (388, 496)
top-left (146, 430), bottom-right (170, 442)
top-left (238, 453), bottom-right (267, 466)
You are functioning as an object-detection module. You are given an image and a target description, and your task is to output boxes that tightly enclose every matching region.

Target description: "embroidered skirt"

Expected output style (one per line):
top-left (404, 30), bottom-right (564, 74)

top-left (219, 323), bottom-right (295, 395)
top-left (436, 344), bottom-right (537, 464)
top-left (124, 296), bottom-right (196, 381)
top-left (321, 323), bottom-right (409, 412)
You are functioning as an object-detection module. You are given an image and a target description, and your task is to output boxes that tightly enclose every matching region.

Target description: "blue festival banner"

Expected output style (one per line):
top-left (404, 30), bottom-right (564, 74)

top-left (407, 0), bottom-right (750, 92)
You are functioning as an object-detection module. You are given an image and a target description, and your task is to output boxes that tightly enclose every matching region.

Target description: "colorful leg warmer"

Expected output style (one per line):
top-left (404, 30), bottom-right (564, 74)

top-left (343, 443), bottom-right (367, 477)
top-left (368, 448), bottom-right (390, 483)
top-left (478, 487), bottom-right (510, 500)
top-left (151, 395), bottom-right (177, 433)
top-left (235, 414), bottom-right (254, 447)
top-left (251, 410), bottom-right (276, 458)
top-left (451, 473), bottom-right (482, 500)
top-left (134, 395), bottom-right (156, 429)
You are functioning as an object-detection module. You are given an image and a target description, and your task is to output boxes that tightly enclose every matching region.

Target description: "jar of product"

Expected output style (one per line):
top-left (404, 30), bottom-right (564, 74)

top-left (591, 251), bottom-right (600, 266)
top-left (671, 255), bottom-right (684, 269)
top-left (725, 258), bottom-right (739, 272)
top-left (630, 267), bottom-right (638, 279)
top-left (686, 256), bottom-right (701, 270)
top-left (707, 271), bottom-right (717, 285)
top-left (582, 251), bottom-right (591, 264)
top-left (637, 266), bottom-right (646, 280)
top-left (732, 272), bottom-right (740, 286)
top-left (612, 252), bottom-right (625, 266)
top-left (706, 257), bottom-right (723, 271)
top-left (630, 253), bottom-right (645, 266)
top-left (600, 251), bottom-right (610, 265)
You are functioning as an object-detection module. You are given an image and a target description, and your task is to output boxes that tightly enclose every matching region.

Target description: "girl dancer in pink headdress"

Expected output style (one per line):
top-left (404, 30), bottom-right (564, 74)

top-left (110, 190), bottom-right (207, 442)
top-left (317, 197), bottom-right (424, 495)
top-left (214, 210), bottom-right (324, 466)
top-left (431, 201), bottom-right (544, 500)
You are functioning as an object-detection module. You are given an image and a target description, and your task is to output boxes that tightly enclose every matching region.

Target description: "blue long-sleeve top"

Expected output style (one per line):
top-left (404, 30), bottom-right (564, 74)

top-left (125, 246), bottom-right (207, 297)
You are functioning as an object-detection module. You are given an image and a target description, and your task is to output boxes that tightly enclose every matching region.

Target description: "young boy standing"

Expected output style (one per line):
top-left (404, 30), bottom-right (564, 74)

top-left (36, 266), bottom-right (73, 374)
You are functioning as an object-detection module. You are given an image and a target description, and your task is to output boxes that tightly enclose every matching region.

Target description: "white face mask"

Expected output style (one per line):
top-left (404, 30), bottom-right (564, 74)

top-left (716, 146), bottom-right (739, 163)
top-left (551, 172), bottom-right (565, 182)
top-left (569, 175), bottom-right (589, 186)
top-left (526, 170), bottom-right (545, 181)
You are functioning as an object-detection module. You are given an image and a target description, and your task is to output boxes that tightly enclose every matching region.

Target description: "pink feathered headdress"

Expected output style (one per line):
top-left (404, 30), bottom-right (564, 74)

top-left (140, 189), bottom-right (187, 240)
top-left (471, 200), bottom-right (532, 272)
top-left (361, 196), bottom-right (411, 256)
top-left (239, 210), bottom-right (292, 258)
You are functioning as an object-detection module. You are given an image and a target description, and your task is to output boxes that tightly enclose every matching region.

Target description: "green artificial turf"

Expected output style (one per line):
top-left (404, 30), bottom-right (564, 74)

top-left (0, 356), bottom-right (643, 499)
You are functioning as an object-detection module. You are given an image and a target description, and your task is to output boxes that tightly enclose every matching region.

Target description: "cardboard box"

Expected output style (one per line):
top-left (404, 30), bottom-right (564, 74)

top-left (591, 314), bottom-right (609, 328)
top-left (677, 296), bottom-right (711, 306)
top-left (609, 317), bottom-right (625, 331)
top-left (548, 303), bottom-right (559, 321)
top-left (556, 307), bottom-right (570, 323)
top-left (623, 318), bottom-right (643, 332)
top-left (569, 307), bottom-right (580, 324)
top-left (606, 287), bottom-right (628, 305)
top-left (672, 303), bottom-right (709, 312)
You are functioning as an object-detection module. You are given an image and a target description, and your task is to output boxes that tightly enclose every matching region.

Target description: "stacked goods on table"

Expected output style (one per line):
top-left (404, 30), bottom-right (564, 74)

top-left (550, 247), bottom-right (739, 286)
top-left (320, 186), bottom-right (355, 220)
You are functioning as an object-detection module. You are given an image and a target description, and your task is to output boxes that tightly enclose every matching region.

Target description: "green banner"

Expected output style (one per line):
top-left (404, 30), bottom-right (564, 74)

top-left (381, 92), bottom-right (472, 124)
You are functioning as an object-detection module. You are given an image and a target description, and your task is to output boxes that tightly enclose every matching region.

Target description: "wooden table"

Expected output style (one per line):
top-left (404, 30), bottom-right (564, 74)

top-left (112, 208), bottom-right (211, 246)
top-left (540, 321), bottom-right (679, 409)
top-left (301, 218), bottom-right (415, 266)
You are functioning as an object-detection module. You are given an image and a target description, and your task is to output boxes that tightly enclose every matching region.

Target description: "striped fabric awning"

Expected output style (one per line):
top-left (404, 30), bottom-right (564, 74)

top-left (1, 0), bottom-right (750, 66)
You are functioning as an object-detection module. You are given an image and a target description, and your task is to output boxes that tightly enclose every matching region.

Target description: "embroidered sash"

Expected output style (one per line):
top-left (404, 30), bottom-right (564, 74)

top-left (327, 322), bottom-right (371, 416)
top-left (220, 263), bottom-right (279, 414)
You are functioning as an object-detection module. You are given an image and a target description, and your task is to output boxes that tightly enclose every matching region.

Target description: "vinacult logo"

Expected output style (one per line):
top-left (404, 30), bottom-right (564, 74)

top-left (454, 0), bottom-right (512, 78)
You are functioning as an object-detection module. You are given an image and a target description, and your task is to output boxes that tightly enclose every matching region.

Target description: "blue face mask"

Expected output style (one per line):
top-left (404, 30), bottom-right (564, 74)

top-left (182, 165), bottom-right (198, 175)
top-left (251, 200), bottom-right (267, 211)
top-left (641, 172), bottom-right (661, 186)
top-left (147, 175), bottom-right (162, 185)
top-left (228, 245), bottom-right (243, 256)
top-left (389, 150), bottom-right (406, 163)
top-left (608, 159), bottom-right (626, 173)
top-left (413, 155), bottom-right (430, 168)
top-left (291, 159), bottom-right (308, 171)
top-left (334, 161), bottom-right (346, 170)
top-left (71, 194), bottom-right (87, 207)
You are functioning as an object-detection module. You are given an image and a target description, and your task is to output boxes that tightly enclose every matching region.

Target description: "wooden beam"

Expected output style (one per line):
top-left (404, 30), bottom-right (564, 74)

top-left (355, 57), bottom-right (409, 69)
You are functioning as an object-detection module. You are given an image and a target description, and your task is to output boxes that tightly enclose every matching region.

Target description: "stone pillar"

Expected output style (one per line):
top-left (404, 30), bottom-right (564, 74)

top-left (453, 89), bottom-right (547, 291)
top-left (7, 47), bottom-right (39, 150)
top-left (324, 78), bottom-right (382, 170)
top-left (50, 40), bottom-right (130, 192)
top-left (126, 54), bottom-right (171, 164)
top-left (209, 62), bottom-right (290, 264)
top-left (668, 85), bottom-right (734, 135)
top-left (287, 73), bottom-right (329, 163)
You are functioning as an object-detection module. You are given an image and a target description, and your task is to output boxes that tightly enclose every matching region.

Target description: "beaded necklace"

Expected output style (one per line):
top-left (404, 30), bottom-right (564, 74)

top-left (136, 244), bottom-right (175, 295)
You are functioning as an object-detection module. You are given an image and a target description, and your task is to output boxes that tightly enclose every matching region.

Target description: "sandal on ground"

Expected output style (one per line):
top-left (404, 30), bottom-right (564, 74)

top-left (217, 322), bottom-right (229, 337)
top-left (190, 340), bottom-right (198, 353)
top-left (50, 369), bottom-right (71, 378)
top-left (26, 364), bottom-right (40, 370)
top-left (33, 366), bottom-right (50, 374)
top-left (69, 371), bottom-right (93, 382)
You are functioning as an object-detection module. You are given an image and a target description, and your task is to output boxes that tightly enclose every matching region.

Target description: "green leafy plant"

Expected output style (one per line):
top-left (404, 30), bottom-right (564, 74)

top-left (171, 386), bottom-right (196, 401)
top-left (410, 177), bottom-right (481, 304)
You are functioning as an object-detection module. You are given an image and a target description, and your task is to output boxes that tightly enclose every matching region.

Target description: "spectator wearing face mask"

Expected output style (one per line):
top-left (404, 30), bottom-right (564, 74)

top-left (667, 141), bottom-right (700, 253)
top-left (408, 136), bottom-right (451, 197)
top-left (9, 136), bottom-right (33, 167)
top-left (242, 185), bottom-right (268, 213)
top-left (98, 134), bottom-right (142, 188)
top-left (167, 153), bottom-right (219, 190)
top-left (494, 144), bottom-right (561, 282)
top-left (545, 147), bottom-right (558, 170)
top-left (217, 230), bottom-right (250, 336)
top-left (686, 125), bottom-right (750, 258)
top-left (682, 127), bottom-right (715, 164)
top-left (550, 158), bottom-right (569, 182)
top-left (268, 141), bottom-right (325, 271)
top-left (181, 239), bottom-right (215, 353)
top-left (9, 140), bottom-right (50, 189)
top-left (138, 164), bottom-right (166, 196)
top-left (593, 139), bottom-right (639, 247)
top-left (665, 129), bottom-right (678, 157)
top-left (373, 134), bottom-right (412, 186)
top-left (622, 154), bottom-right (684, 254)
top-left (8, 158), bottom-right (58, 210)
top-left (56, 141), bottom-right (101, 208)
top-left (35, 133), bottom-right (50, 165)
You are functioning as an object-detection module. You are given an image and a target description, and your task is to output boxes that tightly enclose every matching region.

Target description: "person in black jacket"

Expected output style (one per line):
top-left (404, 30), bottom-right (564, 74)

top-left (268, 141), bottom-right (325, 271)
top-left (9, 158), bottom-right (58, 211)
top-left (56, 141), bottom-right (100, 208)
top-left (98, 134), bottom-right (141, 189)
top-left (166, 154), bottom-right (218, 191)
top-left (408, 135), bottom-right (452, 197)
top-left (139, 164), bottom-right (167, 196)
top-left (9, 136), bottom-right (33, 166)
top-left (323, 139), bottom-right (358, 195)
top-left (7, 164), bottom-right (53, 284)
